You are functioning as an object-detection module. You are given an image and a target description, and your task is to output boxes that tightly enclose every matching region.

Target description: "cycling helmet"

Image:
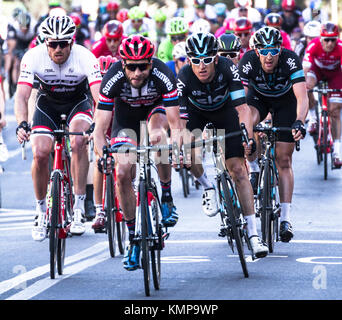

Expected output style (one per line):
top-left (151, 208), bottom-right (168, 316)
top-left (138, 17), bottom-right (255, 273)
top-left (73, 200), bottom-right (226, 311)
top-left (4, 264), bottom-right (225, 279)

top-left (320, 22), bottom-right (339, 37)
top-left (214, 3), bottom-right (227, 17)
top-left (174, 8), bottom-right (185, 18)
top-left (103, 20), bottom-right (123, 39)
top-left (190, 18), bottom-right (211, 34)
top-left (252, 26), bottom-right (283, 48)
top-left (281, 0), bottom-right (296, 11)
top-left (218, 33), bottom-right (241, 52)
top-left (234, 0), bottom-right (251, 7)
top-left (48, 0), bottom-right (61, 8)
top-left (166, 17), bottom-right (189, 35)
top-left (119, 35), bottom-right (155, 60)
top-left (69, 12), bottom-right (81, 27)
top-left (98, 55), bottom-right (118, 75)
top-left (128, 6), bottom-right (145, 20)
top-left (116, 9), bottom-right (129, 23)
top-left (264, 13), bottom-right (283, 28)
top-left (17, 13), bottom-right (31, 28)
top-left (194, 0), bottom-right (207, 9)
top-left (154, 9), bottom-right (167, 23)
top-left (234, 17), bottom-right (253, 32)
top-left (185, 32), bottom-right (218, 57)
top-left (12, 7), bottom-right (26, 19)
top-left (39, 15), bottom-right (76, 40)
top-left (106, 1), bottom-right (119, 12)
top-left (303, 21), bottom-right (321, 38)
top-left (172, 41), bottom-right (187, 60)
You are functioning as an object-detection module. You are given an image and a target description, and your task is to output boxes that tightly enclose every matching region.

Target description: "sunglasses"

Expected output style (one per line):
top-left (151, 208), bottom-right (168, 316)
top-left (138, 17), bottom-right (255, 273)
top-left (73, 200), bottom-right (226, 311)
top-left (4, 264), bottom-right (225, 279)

top-left (219, 52), bottom-right (239, 59)
top-left (124, 63), bottom-right (150, 71)
top-left (258, 48), bottom-right (280, 56)
top-left (106, 38), bottom-right (120, 43)
top-left (131, 19), bottom-right (143, 23)
top-left (171, 35), bottom-right (186, 42)
top-left (47, 40), bottom-right (72, 49)
top-left (239, 8), bottom-right (248, 11)
top-left (190, 56), bottom-right (215, 65)
top-left (177, 57), bottom-right (187, 62)
top-left (322, 37), bottom-right (337, 42)
top-left (235, 32), bottom-right (250, 37)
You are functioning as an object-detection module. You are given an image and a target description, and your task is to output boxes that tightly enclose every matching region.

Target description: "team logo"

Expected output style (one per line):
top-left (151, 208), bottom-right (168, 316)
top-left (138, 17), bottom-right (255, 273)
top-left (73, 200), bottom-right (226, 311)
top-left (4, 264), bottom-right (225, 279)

top-left (286, 58), bottom-right (297, 70)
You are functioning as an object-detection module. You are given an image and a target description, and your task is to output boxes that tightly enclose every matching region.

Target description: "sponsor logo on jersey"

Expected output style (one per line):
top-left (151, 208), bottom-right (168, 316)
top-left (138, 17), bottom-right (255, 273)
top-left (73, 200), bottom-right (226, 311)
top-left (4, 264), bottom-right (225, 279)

top-left (176, 79), bottom-right (186, 96)
top-left (242, 61), bottom-right (252, 74)
top-left (102, 71), bottom-right (124, 95)
top-left (286, 58), bottom-right (297, 70)
top-left (152, 68), bottom-right (173, 91)
top-left (230, 65), bottom-right (240, 81)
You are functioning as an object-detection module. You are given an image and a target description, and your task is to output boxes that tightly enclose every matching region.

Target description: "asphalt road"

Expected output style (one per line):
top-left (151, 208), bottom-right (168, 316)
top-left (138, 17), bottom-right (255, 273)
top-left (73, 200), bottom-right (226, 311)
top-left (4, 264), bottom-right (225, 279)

top-left (1, 97), bottom-right (342, 303)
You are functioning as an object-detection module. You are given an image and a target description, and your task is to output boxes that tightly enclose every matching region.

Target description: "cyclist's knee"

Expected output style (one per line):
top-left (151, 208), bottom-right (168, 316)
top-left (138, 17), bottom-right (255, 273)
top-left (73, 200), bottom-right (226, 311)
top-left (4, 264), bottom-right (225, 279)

top-left (228, 161), bottom-right (248, 183)
top-left (115, 163), bottom-right (134, 186)
top-left (32, 146), bottom-right (50, 165)
top-left (70, 135), bottom-right (88, 153)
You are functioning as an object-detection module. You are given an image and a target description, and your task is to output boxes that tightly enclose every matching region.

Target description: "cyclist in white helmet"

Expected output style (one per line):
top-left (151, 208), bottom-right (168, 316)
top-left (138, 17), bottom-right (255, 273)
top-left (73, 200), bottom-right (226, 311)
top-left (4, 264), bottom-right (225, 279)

top-left (15, 16), bottom-right (102, 241)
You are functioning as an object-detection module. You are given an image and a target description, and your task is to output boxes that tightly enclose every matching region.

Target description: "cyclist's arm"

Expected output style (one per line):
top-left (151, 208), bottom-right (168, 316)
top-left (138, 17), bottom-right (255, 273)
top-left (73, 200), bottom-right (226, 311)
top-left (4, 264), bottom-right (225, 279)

top-left (90, 82), bottom-right (101, 106)
top-left (14, 84), bottom-right (32, 124)
top-left (292, 81), bottom-right (309, 124)
top-left (93, 108), bottom-right (112, 158)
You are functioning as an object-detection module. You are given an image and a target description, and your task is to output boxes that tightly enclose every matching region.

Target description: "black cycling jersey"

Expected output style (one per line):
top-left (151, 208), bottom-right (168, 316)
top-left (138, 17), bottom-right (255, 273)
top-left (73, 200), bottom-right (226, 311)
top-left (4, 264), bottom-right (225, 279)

top-left (238, 48), bottom-right (305, 98)
top-left (280, 10), bottom-right (303, 35)
top-left (98, 57), bottom-right (178, 111)
top-left (177, 56), bottom-right (246, 112)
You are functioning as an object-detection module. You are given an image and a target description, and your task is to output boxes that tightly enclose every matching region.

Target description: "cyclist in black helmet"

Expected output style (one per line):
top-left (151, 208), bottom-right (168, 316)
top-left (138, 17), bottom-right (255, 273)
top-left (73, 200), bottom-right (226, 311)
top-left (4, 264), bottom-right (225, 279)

top-left (217, 33), bottom-right (242, 66)
top-left (177, 32), bottom-right (269, 259)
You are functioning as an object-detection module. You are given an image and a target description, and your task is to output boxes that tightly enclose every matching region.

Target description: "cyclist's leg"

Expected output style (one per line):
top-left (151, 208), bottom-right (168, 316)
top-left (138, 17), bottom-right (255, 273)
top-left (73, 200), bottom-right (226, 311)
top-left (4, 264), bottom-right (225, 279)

top-left (147, 107), bottom-right (178, 227)
top-left (306, 71), bottom-right (318, 134)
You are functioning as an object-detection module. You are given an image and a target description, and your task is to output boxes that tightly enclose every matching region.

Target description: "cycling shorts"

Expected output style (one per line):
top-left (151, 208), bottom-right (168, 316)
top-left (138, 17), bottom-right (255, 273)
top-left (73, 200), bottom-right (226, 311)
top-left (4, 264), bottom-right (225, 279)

top-left (186, 104), bottom-right (244, 159)
top-left (307, 65), bottom-right (342, 103)
top-left (32, 93), bottom-right (93, 140)
top-left (111, 104), bottom-right (166, 143)
top-left (247, 87), bottom-right (297, 143)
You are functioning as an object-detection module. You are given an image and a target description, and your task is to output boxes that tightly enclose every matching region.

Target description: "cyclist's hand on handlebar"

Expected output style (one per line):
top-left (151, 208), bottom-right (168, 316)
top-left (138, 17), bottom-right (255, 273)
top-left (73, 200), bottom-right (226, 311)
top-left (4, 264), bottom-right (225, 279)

top-left (243, 138), bottom-right (256, 157)
top-left (16, 121), bottom-right (31, 144)
top-left (291, 120), bottom-right (306, 141)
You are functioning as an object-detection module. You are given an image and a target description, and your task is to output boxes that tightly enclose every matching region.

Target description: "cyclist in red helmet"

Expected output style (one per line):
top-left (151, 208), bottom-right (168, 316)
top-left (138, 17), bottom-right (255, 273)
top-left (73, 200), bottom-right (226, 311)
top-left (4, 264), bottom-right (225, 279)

top-left (91, 20), bottom-right (124, 59)
top-left (264, 13), bottom-right (292, 50)
top-left (116, 8), bottom-right (129, 23)
top-left (106, 1), bottom-right (120, 20)
top-left (280, 0), bottom-right (304, 36)
top-left (69, 12), bottom-right (91, 49)
top-left (303, 22), bottom-right (342, 167)
top-left (233, 17), bottom-right (252, 59)
top-left (94, 35), bottom-right (183, 270)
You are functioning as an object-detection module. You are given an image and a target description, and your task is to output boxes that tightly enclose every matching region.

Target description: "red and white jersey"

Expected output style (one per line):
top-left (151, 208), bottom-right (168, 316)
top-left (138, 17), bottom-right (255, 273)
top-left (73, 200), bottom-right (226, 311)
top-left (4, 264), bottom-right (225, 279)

top-left (303, 37), bottom-right (342, 72)
top-left (91, 36), bottom-right (124, 59)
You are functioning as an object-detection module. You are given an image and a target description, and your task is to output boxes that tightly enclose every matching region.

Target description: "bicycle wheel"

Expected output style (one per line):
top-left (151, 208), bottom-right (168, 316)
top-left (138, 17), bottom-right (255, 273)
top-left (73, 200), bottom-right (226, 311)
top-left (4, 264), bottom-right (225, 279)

top-left (220, 172), bottom-right (249, 278)
top-left (105, 173), bottom-right (116, 257)
top-left (139, 181), bottom-right (151, 296)
top-left (116, 210), bottom-right (126, 255)
top-left (323, 113), bottom-right (328, 180)
top-left (49, 172), bottom-right (61, 279)
top-left (268, 165), bottom-right (278, 253)
top-left (150, 188), bottom-right (162, 290)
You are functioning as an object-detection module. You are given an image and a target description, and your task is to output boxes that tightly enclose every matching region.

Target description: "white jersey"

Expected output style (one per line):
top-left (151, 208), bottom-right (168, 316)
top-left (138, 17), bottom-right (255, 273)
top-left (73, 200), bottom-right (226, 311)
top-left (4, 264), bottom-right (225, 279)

top-left (18, 43), bottom-right (102, 102)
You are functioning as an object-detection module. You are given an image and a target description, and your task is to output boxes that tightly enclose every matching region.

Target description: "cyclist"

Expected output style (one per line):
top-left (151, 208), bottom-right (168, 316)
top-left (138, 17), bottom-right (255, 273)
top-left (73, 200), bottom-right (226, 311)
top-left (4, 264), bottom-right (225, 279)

top-left (91, 20), bottom-right (124, 59)
top-left (239, 26), bottom-right (308, 242)
top-left (14, 16), bottom-right (102, 241)
top-left (233, 17), bottom-right (252, 59)
top-left (166, 41), bottom-right (187, 77)
top-left (69, 12), bottom-right (91, 49)
top-left (122, 6), bottom-right (156, 43)
top-left (279, 0), bottom-right (304, 36)
top-left (229, 0), bottom-right (262, 26)
top-left (186, 0), bottom-right (217, 32)
top-left (214, 3), bottom-right (227, 28)
top-left (116, 9), bottom-right (129, 23)
top-left (157, 17), bottom-right (189, 63)
top-left (217, 33), bottom-right (242, 66)
top-left (0, 74), bottom-right (7, 162)
top-left (264, 13), bottom-right (292, 50)
top-left (93, 35), bottom-right (183, 270)
top-left (177, 32), bottom-right (269, 258)
top-left (302, 0), bottom-right (328, 24)
top-left (153, 9), bottom-right (168, 47)
top-left (303, 22), bottom-right (342, 167)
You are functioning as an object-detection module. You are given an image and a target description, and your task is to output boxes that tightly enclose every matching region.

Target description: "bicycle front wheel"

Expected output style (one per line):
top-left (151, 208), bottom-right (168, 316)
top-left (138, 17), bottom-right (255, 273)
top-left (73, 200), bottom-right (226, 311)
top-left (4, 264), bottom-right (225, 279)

top-left (105, 173), bottom-right (116, 257)
top-left (49, 172), bottom-right (62, 279)
top-left (220, 173), bottom-right (249, 278)
top-left (139, 181), bottom-right (151, 296)
top-left (323, 113), bottom-right (328, 180)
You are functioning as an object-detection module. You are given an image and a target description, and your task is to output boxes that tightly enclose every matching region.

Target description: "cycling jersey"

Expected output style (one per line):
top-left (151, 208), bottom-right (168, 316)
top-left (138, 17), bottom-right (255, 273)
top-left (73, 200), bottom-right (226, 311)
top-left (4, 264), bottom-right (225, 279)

top-left (157, 38), bottom-right (174, 63)
top-left (294, 37), bottom-right (308, 62)
top-left (239, 48), bottom-right (305, 98)
top-left (122, 18), bottom-right (156, 41)
top-left (280, 30), bottom-right (293, 50)
top-left (280, 10), bottom-right (304, 35)
top-left (7, 20), bottom-right (36, 51)
top-left (303, 37), bottom-right (342, 72)
top-left (98, 58), bottom-right (178, 141)
top-left (177, 56), bottom-right (245, 159)
top-left (18, 43), bottom-right (102, 103)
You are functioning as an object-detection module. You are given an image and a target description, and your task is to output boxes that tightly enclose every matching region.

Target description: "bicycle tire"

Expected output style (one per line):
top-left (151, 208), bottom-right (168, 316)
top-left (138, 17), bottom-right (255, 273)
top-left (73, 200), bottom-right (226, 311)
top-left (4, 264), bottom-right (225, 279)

top-left (150, 189), bottom-right (161, 290)
top-left (105, 173), bottom-right (116, 258)
top-left (268, 165), bottom-right (277, 253)
top-left (220, 172), bottom-right (249, 278)
top-left (49, 172), bottom-right (61, 279)
top-left (180, 168), bottom-right (188, 198)
top-left (139, 181), bottom-right (151, 296)
top-left (323, 113), bottom-right (328, 180)
top-left (185, 169), bottom-right (190, 195)
top-left (116, 220), bottom-right (126, 255)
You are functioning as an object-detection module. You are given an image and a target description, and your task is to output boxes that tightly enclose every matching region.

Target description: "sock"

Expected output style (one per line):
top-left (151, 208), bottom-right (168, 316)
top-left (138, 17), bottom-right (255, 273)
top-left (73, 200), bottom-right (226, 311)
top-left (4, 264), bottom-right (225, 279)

top-left (333, 140), bottom-right (341, 156)
top-left (36, 199), bottom-right (46, 213)
top-left (74, 194), bottom-right (86, 212)
top-left (244, 214), bottom-right (258, 237)
top-left (160, 180), bottom-right (172, 202)
top-left (280, 203), bottom-right (291, 223)
top-left (248, 159), bottom-right (260, 173)
top-left (196, 172), bottom-right (213, 190)
top-left (125, 218), bottom-right (136, 243)
top-left (95, 204), bottom-right (103, 214)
